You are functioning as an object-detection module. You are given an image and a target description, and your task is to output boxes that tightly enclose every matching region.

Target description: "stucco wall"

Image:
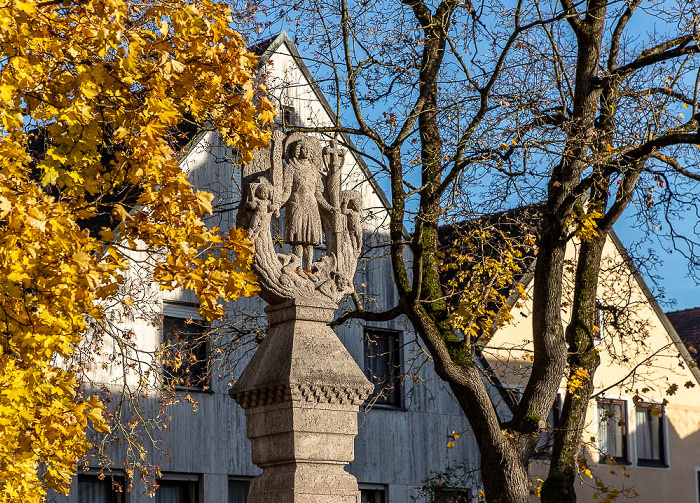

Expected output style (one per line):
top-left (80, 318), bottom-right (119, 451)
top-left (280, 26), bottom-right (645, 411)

top-left (485, 234), bottom-right (700, 502)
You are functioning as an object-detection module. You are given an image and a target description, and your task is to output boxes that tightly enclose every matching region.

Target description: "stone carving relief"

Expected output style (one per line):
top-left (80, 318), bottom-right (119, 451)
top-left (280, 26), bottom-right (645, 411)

top-left (238, 131), bottom-right (363, 306)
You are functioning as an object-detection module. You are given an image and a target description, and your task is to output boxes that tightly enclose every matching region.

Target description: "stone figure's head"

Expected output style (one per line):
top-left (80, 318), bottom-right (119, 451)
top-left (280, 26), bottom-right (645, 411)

top-left (287, 141), bottom-right (310, 163)
top-left (253, 181), bottom-right (270, 200)
top-left (341, 191), bottom-right (362, 212)
top-left (283, 133), bottom-right (323, 171)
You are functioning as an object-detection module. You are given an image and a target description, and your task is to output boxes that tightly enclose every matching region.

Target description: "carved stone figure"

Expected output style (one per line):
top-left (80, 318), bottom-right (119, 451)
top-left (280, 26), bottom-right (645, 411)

top-left (281, 139), bottom-right (334, 269)
top-left (341, 190), bottom-right (362, 253)
top-left (232, 132), bottom-right (373, 503)
top-left (237, 131), bottom-right (363, 306)
top-left (245, 178), bottom-right (277, 240)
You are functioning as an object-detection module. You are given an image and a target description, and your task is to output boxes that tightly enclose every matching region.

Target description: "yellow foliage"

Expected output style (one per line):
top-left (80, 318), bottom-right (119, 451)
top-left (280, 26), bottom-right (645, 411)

top-left (0, 0), bottom-right (271, 499)
top-left (566, 366), bottom-right (591, 398)
top-left (570, 207), bottom-right (603, 241)
top-left (442, 228), bottom-right (528, 342)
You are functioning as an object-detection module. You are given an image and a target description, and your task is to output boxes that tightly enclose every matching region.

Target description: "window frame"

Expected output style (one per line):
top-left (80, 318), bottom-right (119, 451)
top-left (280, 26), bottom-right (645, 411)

top-left (155, 473), bottom-right (200, 503)
top-left (363, 327), bottom-right (403, 409)
top-left (161, 303), bottom-right (210, 392)
top-left (635, 402), bottom-right (668, 468)
top-left (597, 398), bottom-right (629, 464)
top-left (77, 471), bottom-right (128, 503)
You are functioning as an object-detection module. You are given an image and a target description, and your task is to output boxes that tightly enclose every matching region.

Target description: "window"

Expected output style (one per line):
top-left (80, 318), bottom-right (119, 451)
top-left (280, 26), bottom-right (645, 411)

top-left (228, 478), bottom-right (250, 503)
top-left (636, 403), bottom-right (667, 466)
top-left (598, 399), bottom-right (628, 463)
top-left (78, 473), bottom-right (126, 503)
top-left (364, 328), bottom-right (402, 407)
top-left (277, 105), bottom-right (298, 129)
top-left (162, 308), bottom-right (208, 390)
top-left (359, 485), bottom-right (386, 503)
top-left (156, 478), bottom-right (199, 503)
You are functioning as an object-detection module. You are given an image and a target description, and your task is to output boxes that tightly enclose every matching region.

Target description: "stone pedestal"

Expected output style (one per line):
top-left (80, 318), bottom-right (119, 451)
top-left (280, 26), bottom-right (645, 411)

top-left (230, 301), bottom-right (373, 503)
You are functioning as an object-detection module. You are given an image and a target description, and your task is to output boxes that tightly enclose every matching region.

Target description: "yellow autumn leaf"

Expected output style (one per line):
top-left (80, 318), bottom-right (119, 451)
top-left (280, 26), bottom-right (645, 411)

top-left (0, 84), bottom-right (15, 102)
top-left (0, 0), bottom-right (268, 498)
top-left (0, 196), bottom-right (11, 218)
top-left (112, 203), bottom-right (132, 221)
top-left (84, 399), bottom-right (110, 434)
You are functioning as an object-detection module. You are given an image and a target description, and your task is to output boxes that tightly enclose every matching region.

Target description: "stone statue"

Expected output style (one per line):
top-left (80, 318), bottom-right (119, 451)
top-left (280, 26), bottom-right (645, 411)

top-left (280, 139), bottom-right (334, 269)
top-left (232, 131), bottom-right (373, 503)
top-left (237, 131), bottom-right (363, 306)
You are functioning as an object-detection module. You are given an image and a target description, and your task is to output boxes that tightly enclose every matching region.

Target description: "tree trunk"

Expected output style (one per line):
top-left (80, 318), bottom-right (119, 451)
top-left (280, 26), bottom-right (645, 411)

top-left (542, 233), bottom-right (606, 503)
top-left (450, 383), bottom-right (531, 503)
top-left (479, 447), bottom-right (531, 503)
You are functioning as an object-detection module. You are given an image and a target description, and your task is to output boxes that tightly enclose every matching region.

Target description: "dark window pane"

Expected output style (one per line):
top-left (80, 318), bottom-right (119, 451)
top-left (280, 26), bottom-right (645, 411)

top-left (228, 479), bottom-right (250, 503)
top-left (78, 474), bottom-right (125, 503)
top-left (275, 105), bottom-right (298, 129)
top-left (364, 329), bottom-right (401, 407)
top-left (636, 404), bottom-right (666, 466)
top-left (162, 316), bottom-right (208, 389)
top-left (156, 479), bottom-right (198, 503)
top-left (598, 400), bottom-right (628, 463)
top-left (360, 488), bottom-right (385, 503)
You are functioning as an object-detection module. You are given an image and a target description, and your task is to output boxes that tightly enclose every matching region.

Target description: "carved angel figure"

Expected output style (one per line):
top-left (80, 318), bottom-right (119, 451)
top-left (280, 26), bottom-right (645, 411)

top-left (281, 140), bottom-right (334, 269)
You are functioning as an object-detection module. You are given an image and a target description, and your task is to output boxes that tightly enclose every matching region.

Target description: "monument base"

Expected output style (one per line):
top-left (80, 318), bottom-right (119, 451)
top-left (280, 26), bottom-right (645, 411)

top-left (230, 301), bottom-right (373, 503)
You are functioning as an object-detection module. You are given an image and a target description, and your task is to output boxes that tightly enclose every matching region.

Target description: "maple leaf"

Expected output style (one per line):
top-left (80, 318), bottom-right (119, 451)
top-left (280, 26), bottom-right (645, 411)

top-left (0, 0), bottom-right (271, 498)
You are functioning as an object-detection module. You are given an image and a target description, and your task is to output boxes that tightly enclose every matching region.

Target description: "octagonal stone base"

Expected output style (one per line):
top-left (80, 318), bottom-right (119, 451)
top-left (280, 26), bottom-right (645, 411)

top-left (230, 301), bottom-right (373, 503)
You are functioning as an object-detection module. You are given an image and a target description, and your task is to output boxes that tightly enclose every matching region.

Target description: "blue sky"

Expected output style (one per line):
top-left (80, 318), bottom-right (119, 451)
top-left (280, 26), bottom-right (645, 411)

top-left (615, 214), bottom-right (699, 313)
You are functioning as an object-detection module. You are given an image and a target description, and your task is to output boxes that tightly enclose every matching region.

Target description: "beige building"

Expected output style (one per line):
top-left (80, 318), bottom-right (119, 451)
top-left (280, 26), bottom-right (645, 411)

top-left (483, 229), bottom-right (700, 502)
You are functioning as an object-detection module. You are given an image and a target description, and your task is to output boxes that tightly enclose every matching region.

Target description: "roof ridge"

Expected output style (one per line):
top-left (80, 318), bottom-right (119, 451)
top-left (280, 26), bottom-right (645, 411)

top-left (666, 306), bottom-right (700, 315)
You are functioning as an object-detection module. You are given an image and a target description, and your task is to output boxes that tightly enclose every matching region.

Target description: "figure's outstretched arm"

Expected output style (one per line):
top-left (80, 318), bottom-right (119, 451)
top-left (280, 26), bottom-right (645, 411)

top-left (316, 181), bottom-right (335, 213)
top-left (279, 166), bottom-right (293, 206)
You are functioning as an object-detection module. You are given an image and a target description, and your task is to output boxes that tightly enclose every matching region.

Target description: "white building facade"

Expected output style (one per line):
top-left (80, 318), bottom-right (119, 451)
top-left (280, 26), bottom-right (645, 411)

top-left (51, 32), bottom-right (478, 503)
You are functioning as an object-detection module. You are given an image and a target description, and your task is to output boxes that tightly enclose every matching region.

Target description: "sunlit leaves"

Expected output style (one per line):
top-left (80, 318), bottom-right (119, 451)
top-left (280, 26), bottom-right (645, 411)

top-left (566, 367), bottom-right (591, 398)
top-left (440, 227), bottom-right (531, 343)
top-left (570, 206), bottom-right (603, 242)
top-left (0, 0), bottom-right (272, 499)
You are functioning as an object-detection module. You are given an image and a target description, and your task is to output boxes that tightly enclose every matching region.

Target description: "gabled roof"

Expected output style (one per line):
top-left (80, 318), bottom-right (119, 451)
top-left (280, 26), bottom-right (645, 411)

top-left (607, 231), bottom-right (700, 385)
top-left (438, 207), bottom-right (700, 412)
top-left (666, 307), bottom-right (700, 362)
top-left (252, 31), bottom-right (392, 212)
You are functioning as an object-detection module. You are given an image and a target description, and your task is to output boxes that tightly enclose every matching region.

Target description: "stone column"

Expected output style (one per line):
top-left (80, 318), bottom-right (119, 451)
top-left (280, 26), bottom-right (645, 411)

top-left (229, 300), bottom-right (373, 503)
